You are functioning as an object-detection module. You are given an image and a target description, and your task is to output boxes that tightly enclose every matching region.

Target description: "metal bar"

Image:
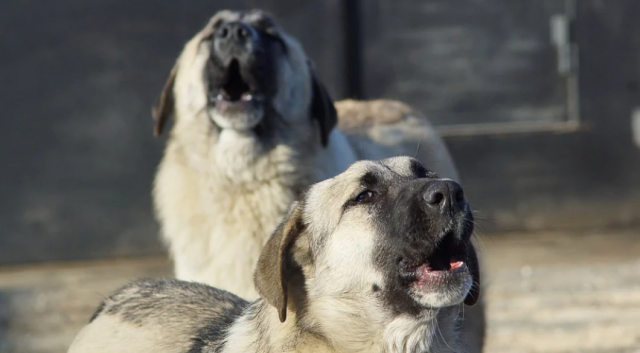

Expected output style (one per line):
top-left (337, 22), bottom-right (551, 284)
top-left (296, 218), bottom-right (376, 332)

top-left (342, 0), bottom-right (363, 99)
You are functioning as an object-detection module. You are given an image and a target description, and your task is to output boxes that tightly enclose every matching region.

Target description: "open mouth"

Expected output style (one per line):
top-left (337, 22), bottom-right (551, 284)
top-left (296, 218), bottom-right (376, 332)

top-left (215, 59), bottom-right (256, 103)
top-left (401, 232), bottom-right (469, 287)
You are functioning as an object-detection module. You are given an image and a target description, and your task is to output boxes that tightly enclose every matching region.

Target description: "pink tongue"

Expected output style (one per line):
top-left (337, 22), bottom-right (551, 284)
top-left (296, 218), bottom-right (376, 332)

top-left (450, 261), bottom-right (464, 269)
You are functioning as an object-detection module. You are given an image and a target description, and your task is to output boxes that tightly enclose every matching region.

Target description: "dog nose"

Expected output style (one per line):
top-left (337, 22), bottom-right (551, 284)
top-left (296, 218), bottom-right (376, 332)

top-left (423, 180), bottom-right (466, 213)
top-left (216, 21), bottom-right (253, 46)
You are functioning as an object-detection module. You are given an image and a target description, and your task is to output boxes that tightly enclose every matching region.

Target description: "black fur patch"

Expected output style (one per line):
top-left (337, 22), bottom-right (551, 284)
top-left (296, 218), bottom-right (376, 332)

top-left (370, 173), bottom-right (474, 317)
top-left (409, 159), bottom-right (431, 179)
top-left (187, 300), bottom-right (248, 353)
top-left (90, 278), bottom-right (249, 352)
top-left (89, 301), bottom-right (106, 323)
top-left (360, 171), bottom-right (378, 188)
top-left (206, 12), bottom-right (282, 124)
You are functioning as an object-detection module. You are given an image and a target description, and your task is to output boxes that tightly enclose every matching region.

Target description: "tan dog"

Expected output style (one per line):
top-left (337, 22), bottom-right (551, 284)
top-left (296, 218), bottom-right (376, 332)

top-left (152, 10), bottom-right (484, 350)
top-left (70, 157), bottom-right (481, 353)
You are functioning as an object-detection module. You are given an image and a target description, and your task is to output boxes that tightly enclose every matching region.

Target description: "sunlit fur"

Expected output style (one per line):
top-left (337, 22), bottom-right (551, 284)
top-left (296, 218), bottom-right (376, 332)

top-left (69, 158), bottom-right (476, 353)
top-left (154, 10), bottom-right (354, 296)
top-left (152, 9), bottom-right (484, 351)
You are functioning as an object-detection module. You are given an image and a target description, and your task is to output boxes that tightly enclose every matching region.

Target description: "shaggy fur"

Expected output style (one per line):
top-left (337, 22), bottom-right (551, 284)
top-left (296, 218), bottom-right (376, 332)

top-left (69, 157), bottom-right (481, 353)
top-left (151, 10), bottom-right (484, 351)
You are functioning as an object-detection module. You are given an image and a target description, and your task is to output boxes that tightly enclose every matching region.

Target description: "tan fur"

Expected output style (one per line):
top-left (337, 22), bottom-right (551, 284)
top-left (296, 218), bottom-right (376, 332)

top-left (69, 158), bottom-right (478, 353)
top-left (69, 314), bottom-right (188, 353)
top-left (336, 99), bottom-right (415, 129)
top-left (153, 12), bottom-right (350, 294)
top-left (152, 10), bottom-right (484, 351)
top-left (68, 278), bottom-right (248, 353)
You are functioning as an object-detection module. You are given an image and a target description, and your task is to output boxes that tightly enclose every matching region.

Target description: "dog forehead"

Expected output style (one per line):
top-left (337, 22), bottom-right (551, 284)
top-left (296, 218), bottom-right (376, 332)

top-left (336, 157), bottom-right (427, 182)
top-left (342, 160), bottom-right (386, 179)
top-left (305, 161), bottom-right (389, 205)
top-left (380, 156), bottom-right (432, 179)
top-left (325, 160), bottom-right (385, 190)
top-left (301, 161), bottom-right (380, 229)
top-left (312, 158), bottom-right (419, 192)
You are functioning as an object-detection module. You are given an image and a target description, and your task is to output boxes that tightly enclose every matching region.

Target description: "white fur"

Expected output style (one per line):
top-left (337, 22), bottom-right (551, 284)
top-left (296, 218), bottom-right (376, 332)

top-left (154, 14), bottom-right (364, 299)
top-left (383, 313), bottom-right (462, 353)
top-left (156, 125), bottom-right (355, 297)
top-left (154, 19), bottom-right (475, 343)
top-left (411, 276), bottom-right (473, 309)
top-left (68, 314), bottom-right (191, 353)
top-left (68, 158), bottom-right (471, 353)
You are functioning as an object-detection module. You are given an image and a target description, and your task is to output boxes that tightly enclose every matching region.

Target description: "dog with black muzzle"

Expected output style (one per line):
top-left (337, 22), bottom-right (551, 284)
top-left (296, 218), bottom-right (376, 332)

top-left (69, 157), bottom-right (480, 353)
top-left (152, 9), bottom-right (484, 351)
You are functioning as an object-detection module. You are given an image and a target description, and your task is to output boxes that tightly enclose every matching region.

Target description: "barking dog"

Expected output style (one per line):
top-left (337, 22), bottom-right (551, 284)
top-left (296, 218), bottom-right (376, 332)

top-left (151, 10), bottom-right (484, 351)
top-left (69, 157), bottom-right (481, 353)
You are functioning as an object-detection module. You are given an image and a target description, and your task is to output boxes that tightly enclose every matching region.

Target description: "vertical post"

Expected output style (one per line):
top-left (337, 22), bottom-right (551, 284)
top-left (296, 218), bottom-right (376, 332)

top-left (342, 0), bottom-right (363, 99)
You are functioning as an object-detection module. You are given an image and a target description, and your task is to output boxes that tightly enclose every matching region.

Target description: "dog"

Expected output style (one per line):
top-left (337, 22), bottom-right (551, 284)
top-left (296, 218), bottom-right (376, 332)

top-left (69, 157), bottom-right (481, 353)
top-left (151, 9), bottom-right (484, 350)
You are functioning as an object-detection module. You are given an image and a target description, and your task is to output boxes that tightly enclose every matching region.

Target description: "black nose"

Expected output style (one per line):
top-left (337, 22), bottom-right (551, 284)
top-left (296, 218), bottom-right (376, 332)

top-left (423, 180), bottom-right (466, 213)
top-left (215, 21), bottom-right (253, 46)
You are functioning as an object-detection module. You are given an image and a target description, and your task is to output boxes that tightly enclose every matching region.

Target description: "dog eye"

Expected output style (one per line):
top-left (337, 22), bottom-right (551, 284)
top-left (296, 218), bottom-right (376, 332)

top-left (355, 191), bottom-right (374, 203)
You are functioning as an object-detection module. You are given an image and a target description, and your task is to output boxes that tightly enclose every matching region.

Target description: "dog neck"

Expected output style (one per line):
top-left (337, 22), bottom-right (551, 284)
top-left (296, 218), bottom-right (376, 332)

top-left (167, 118), bottom-right (353, 186)
top-left (221, 299), bottom-right (340, 353)
top-left (302, 287), bottom-right (464, 353)
top-left (154, 126), bottom-right (357, 299)
top-left (221, 299), bottom-right (463, 353)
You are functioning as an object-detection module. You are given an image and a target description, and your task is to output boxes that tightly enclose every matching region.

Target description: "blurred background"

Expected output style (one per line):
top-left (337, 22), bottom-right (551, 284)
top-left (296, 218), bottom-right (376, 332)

top-left (1, 0), bottom-right (639, 352)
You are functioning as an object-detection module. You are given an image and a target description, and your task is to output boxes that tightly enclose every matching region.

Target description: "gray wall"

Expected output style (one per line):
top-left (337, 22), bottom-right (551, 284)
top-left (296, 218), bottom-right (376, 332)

top-left (0, 0), bottom-right (344, 265)
top-left (2, 0), bottom-right (640, 265)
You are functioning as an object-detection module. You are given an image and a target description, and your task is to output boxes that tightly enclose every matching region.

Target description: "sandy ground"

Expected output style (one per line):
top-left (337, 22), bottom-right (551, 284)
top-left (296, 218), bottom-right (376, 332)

top-left (0, 229), bottom-right (639, 353)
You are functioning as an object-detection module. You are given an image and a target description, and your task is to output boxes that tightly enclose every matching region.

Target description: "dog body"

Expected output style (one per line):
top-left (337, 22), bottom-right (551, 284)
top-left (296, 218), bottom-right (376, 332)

top-left (70, 157), bottom-right (480, 353)
top-left (151, 10), bottom-right (483, 350)
top-left (156, 104), bottom-right (454, 297)
top-left (154, 10), bottom-right (458, 298)
top-left (155, 126), bottom-right (354, 292)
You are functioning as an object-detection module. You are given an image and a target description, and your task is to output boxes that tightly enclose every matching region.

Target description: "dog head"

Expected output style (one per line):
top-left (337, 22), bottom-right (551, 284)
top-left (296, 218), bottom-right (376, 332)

top-left (152, 10), bottom-right (336, 148)
top-left (255, 156), bottom-right (480, 327)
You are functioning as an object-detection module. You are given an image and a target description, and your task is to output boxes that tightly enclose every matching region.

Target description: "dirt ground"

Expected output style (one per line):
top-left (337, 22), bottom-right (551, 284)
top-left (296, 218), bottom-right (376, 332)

top-left (0, 229), bottom-right (639, 353)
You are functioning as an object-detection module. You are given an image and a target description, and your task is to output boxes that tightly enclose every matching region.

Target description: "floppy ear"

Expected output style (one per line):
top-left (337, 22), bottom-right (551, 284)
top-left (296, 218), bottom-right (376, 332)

top-left (152, 62), bottom-right (178, 136)
top-left (254, 202), bottom-right (305, 323)
top-left (464, 243), bottom-right (481, 306)
top-left (308, 63), bottom-right (337, 147)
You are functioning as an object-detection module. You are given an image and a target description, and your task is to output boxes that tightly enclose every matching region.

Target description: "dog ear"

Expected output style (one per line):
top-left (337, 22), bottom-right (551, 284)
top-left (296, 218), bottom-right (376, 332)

top-left (152, 62), bottom-right (179, 136)
top-left (254, 202), bottom-right (305, 323)
top-left (308, 62), bottom-right (337, 147)
top-left (464, 243), bottom-right (481, 306)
